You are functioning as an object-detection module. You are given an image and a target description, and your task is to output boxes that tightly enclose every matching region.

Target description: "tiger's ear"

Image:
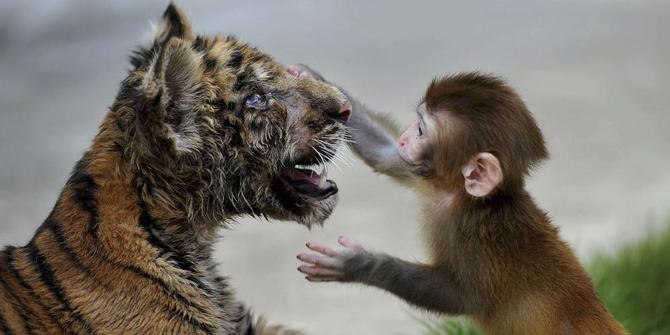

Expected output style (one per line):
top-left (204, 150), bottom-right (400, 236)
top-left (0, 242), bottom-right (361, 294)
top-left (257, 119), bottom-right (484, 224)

top-left (131, 3), bottom-right (195, 69)
top-left (150, 3), bottom-right (195, 45)
top-left (139, 38), bottom-right (204, 153)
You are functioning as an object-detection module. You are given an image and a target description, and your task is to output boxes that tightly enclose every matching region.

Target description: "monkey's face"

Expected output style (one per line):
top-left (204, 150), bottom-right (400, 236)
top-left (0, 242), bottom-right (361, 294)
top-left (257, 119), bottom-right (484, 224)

top-left (397, 103), bottom-right (437, 174)
top-left (398, 120), bottom-right (426, 161)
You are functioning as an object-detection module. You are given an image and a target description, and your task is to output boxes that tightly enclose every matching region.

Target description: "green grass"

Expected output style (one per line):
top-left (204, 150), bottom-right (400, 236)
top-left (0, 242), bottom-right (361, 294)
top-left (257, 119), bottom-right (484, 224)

top-left (424, 224), bottom-right (670, 335)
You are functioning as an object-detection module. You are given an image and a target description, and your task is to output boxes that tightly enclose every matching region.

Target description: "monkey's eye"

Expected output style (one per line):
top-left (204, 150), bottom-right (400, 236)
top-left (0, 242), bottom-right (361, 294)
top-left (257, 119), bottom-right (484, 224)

top-left (244, 93), bottom-right (268, 110)
top-left (418, 123), bottom-right (423, 136)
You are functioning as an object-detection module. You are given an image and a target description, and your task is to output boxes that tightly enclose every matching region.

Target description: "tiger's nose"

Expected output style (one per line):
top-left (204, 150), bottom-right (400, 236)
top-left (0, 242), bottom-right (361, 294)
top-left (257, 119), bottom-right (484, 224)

top-left (330, 101), bottom-right (352, 123)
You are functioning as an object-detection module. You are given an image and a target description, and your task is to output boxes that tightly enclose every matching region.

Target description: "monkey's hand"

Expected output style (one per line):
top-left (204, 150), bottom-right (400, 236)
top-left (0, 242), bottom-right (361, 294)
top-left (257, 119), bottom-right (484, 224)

top-left (299, 236), bottom-right (471, 314)
top-left (297, 236), bottom-right (372, 283)
top-left (288, 64), bottom-right (413, 184)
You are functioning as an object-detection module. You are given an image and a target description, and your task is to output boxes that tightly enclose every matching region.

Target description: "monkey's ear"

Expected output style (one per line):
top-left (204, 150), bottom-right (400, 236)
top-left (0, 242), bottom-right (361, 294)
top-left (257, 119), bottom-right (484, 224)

top-left (462, 153), bottom-right (503, 197)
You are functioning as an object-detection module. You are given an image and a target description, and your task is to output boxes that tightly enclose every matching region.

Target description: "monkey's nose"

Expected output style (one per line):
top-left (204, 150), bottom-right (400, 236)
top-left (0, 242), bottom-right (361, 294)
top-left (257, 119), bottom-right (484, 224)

top-left (331, 101), bottom-right (352, 123)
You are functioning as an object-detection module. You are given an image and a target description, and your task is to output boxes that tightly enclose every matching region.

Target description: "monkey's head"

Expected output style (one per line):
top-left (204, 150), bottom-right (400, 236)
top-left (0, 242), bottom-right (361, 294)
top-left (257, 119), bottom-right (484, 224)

top-left (398, 72), bottom-right (548, 198)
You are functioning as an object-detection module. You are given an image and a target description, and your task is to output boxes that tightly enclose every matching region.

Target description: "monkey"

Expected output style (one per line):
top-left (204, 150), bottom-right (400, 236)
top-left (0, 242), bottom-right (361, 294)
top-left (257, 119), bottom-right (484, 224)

top-left (290, 65), bottom-right (628, 335)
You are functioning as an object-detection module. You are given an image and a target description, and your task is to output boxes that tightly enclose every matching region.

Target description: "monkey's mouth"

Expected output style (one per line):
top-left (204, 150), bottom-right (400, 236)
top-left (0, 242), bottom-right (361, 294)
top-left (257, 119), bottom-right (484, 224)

top-left (279, 165), bottom-right (338, 200)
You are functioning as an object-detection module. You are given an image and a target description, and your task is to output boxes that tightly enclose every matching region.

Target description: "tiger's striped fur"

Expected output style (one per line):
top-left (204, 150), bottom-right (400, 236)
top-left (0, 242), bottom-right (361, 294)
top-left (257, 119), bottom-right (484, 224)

top-left (0, 3), bottom-right (349, 334)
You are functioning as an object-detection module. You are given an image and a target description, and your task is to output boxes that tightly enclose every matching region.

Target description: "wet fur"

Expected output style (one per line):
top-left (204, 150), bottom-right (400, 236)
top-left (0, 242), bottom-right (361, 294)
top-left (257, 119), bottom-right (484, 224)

top-left (0, 3), bottom-right (348, 334)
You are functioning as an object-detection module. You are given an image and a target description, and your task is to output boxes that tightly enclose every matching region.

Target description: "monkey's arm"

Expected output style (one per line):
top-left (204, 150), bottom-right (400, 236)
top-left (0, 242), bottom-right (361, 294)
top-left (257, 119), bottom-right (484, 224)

top-left (287, 64), bottom-right (414, 184)
top-left (346, 97), bottom-right (415, 183)
top-left (297, 237), bottom-right (470, 314)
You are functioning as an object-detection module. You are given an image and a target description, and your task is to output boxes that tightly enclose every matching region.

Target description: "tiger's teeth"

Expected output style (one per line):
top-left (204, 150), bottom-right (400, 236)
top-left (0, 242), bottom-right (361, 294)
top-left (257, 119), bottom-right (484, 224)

top-left (318, 167), bottom-right (327, 188)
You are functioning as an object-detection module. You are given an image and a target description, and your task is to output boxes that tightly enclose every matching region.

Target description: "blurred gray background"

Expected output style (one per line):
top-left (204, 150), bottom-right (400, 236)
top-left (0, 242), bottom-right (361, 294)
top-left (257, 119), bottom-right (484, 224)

top-left (1, 1), bottom-right (669, 334)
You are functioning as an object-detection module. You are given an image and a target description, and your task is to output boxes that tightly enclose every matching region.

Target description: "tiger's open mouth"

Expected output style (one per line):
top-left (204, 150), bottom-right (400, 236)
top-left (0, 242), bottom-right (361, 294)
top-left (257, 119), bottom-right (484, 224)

top-left (279, 164), bottom-right (338, 200)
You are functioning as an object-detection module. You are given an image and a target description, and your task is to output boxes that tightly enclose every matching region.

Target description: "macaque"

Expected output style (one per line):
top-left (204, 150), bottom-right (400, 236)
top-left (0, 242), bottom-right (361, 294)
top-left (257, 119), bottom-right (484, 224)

top-left (291, 65), bottom-right (627, 335)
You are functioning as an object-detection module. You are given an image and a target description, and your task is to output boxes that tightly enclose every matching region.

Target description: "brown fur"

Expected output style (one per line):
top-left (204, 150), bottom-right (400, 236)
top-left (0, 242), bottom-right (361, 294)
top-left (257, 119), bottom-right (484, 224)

top-left (0, 3), bottom-right (349, 334)
top-left (342, 72), bottom-right (627, 334)
top-left (424, 73), bottom-right (548, 191)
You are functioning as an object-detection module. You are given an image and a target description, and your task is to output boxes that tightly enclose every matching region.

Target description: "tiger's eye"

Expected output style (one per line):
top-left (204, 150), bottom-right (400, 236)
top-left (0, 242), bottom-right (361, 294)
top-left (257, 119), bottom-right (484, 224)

top-left (244, 93), bottom-right (267, 109)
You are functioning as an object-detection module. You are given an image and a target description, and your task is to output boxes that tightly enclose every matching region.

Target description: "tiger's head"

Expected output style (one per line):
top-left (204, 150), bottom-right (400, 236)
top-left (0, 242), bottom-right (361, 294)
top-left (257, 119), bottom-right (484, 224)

top-left (111, 4), bottom-right (350, 227)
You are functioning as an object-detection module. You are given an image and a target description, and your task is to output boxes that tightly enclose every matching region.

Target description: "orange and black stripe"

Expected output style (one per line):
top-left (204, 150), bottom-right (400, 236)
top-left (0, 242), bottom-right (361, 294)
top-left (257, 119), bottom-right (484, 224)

top-left (68, 160), bottom-right (100, 239)
top-left (25, 239), bottom-right (95, 333)
top-left (0, 275), bottom-right (34, 334)
top-left (3, 247), bottom-right (59, 329)
top-left (0, 308), bottom-right (10, 335)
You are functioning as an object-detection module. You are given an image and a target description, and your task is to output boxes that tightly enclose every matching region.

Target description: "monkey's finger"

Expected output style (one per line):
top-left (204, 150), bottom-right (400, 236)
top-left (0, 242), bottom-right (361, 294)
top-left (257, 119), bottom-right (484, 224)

top-left (297, 253), bottom-right (340, 268)
top-left (337, 236), bottom-right (361, 249)
top-left (298, 265), bottom-right (343, 278)
top-left (305, 242), bottom-right (339, 257)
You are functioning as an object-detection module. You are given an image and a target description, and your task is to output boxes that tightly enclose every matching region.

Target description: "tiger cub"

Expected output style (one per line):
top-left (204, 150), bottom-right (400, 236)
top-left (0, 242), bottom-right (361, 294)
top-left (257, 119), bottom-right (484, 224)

top-left (0, 3), bottom-right (351, 334)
